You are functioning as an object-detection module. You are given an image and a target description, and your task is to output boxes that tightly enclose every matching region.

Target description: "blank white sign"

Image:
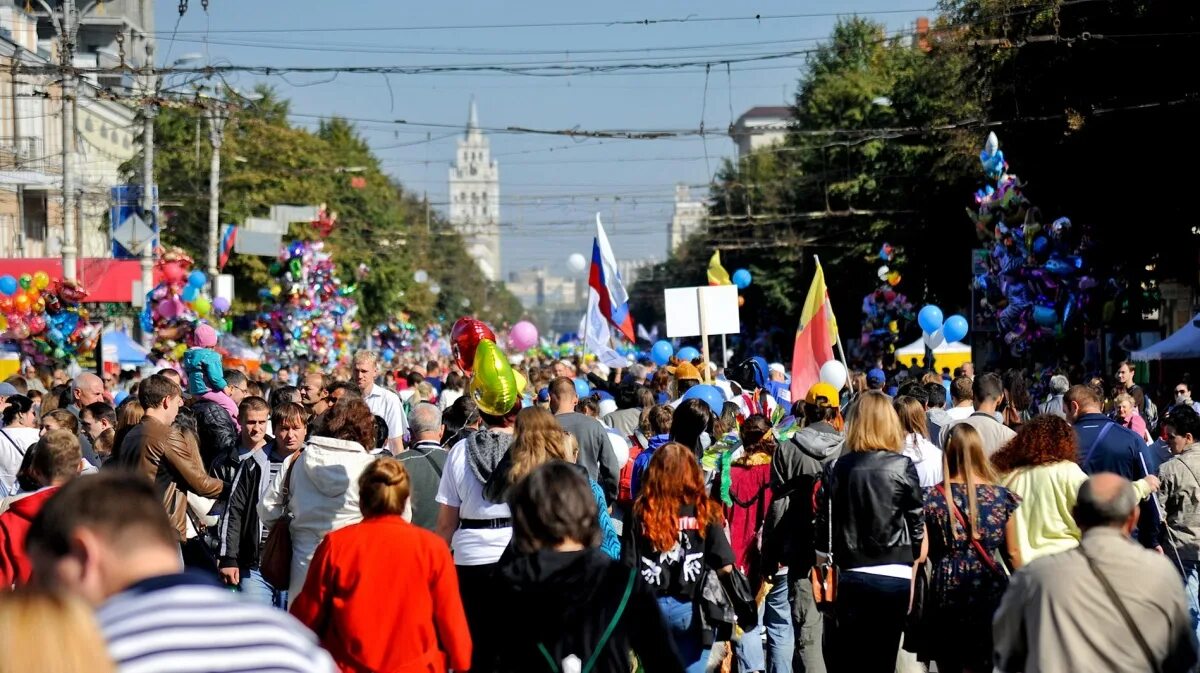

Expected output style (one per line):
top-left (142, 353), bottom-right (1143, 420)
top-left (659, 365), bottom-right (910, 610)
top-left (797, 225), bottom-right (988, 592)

top-left (664, 285), bottom-right (741, 337)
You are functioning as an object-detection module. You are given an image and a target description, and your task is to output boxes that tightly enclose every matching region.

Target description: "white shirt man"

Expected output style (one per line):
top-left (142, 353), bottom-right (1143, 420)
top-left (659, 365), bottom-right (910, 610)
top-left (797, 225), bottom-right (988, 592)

top-left (354, 351), bottom-right (406, 453)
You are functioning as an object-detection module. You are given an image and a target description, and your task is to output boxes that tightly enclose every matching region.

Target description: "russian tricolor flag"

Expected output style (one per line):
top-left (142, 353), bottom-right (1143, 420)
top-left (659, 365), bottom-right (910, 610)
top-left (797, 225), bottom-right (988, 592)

top-left (588, 214), bottom-right (635, 342)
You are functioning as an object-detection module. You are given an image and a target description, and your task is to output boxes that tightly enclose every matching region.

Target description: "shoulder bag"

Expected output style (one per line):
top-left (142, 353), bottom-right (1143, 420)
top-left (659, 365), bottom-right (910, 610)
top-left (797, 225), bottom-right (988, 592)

top-left (1080, 546), bottom-right (1163, 673)
top-left (259, 454), bottom-right (299, 589)
top-left (809, 478), bottom-right (838, 607)
top-left (936, 483), bottom-right (1010, 577)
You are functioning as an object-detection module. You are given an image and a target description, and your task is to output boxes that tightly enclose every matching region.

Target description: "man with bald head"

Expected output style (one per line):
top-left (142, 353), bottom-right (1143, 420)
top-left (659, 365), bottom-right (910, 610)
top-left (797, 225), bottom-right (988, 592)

top-left (994, 474), bottom-right (1197, 673)
top-left (67, 372), bottom-right (105, 466)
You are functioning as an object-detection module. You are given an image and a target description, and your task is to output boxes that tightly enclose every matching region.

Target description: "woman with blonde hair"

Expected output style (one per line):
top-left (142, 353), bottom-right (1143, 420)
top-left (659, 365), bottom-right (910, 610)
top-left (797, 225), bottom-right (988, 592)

top-left (292, 458), bottom-right (472, 673)
top-left (1113, 392), bottom-right (1151, 443)
top-left (911, 423), bottom-right (1019, 672)
top-left (816, 389), bottom-right (923, 672)
top-left (507, 406), bottom-right (620, 559)
top-left (895, 395), bottom-right (944, 487)
top-left (0, 591), bottom-right (115, 673)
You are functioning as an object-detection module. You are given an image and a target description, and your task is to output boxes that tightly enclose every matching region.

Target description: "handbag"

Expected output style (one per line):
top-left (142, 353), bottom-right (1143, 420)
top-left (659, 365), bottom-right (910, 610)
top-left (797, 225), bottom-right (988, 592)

top-left (936, 483), bottom-right (1010, 578)
top-left (259, 455), bottom-right (299, 589)
top-left (809, 479), bottom-right (838, 607)
top-left (903, 558), bottom-right (933, 656)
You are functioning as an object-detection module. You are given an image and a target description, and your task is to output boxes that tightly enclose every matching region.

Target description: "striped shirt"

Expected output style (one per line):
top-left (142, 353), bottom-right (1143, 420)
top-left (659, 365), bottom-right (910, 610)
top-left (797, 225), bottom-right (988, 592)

top-left (97, 573), bottom-right (335, 673)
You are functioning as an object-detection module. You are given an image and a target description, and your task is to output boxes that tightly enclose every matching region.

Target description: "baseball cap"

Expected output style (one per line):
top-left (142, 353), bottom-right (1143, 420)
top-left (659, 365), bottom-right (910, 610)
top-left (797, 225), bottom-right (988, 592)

top-left (768, 362), bottom-right (786, 375)
top-left (867, 368), bottom-right (887, 386)
top-left (805, 382), bottom-right (841, 408)
top-left (674, 362), bottom-right (702, 381)
top-left (0, 382), bottom-right (16, 397)
top-left (536, 387), bottom-right (550, 403)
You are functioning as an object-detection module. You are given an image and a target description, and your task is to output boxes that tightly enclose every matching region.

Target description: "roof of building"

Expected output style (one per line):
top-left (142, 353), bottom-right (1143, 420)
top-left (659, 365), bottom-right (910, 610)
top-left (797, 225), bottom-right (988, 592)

top-left (736, 106), bottom-right (794, 122)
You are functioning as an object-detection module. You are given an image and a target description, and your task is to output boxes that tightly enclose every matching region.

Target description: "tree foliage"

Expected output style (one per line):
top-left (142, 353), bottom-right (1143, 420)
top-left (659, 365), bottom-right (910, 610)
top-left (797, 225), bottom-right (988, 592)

top-left (126, 86), bottom-right (522, 329)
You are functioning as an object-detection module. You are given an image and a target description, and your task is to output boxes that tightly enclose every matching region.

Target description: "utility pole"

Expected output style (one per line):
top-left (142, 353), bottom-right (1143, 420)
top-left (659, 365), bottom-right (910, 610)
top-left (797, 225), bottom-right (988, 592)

top-left (204, 102), bottom-right (227, 293)
top-left (140, 43), bottom-right (157, 346)
top-left (31, 0), bottom-right (85, 280)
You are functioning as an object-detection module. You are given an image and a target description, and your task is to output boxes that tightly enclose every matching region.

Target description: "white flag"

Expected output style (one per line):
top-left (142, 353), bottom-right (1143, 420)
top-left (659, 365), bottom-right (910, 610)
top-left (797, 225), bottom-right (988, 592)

top-left (580, 288), bottom-right (628, 369)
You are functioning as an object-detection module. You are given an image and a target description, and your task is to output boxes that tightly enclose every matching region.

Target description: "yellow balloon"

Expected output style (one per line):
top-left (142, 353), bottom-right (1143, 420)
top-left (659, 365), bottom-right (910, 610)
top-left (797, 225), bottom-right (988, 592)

top-left (470, 339), bottom-right (519, 416)
top-left (0, 315), bottom-right (7, 332)
top-left (513, 370), bottom-right (528, 397)
top-left (172, 343), bottom-right (187, 360)
top-left (32, 271), bottom-right (50, 291)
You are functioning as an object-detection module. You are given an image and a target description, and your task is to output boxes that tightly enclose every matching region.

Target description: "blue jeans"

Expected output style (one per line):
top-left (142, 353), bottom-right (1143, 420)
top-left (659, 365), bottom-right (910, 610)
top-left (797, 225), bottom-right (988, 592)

top-left (239, 568), bottom-right (286, 609)
top-left (1185, 561), bottom-right (1200, 645)
top-left (733, 576), bottom-right (793, 673)
top-left (657, 596), bottom-right (709, 673)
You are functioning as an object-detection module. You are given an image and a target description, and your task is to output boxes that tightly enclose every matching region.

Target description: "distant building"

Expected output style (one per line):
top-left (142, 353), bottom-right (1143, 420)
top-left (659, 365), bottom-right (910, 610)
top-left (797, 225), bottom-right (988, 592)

top-left (506, 267), bottom-right (583, 311)
top-left (730, 106), bottom-right (794, 158)
top-left (617, 257), bottom-right (657, 287)
top-left (448, 99), bottom-right (501, 281)
top-left (668, 184), bottom-right (706, 254)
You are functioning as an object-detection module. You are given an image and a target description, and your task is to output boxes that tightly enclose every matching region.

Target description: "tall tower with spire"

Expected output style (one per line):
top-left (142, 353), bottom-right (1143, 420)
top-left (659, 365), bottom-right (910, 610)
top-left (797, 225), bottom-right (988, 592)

top-left (448, 99), bottom-right (501, 282)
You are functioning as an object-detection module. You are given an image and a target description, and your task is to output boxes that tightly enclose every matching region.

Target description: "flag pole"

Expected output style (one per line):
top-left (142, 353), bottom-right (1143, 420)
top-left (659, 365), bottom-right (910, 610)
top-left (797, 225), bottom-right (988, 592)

top-left (581, 291), bottom-right (590, 362)
top-left (813, 254), bottom-right (851, 391)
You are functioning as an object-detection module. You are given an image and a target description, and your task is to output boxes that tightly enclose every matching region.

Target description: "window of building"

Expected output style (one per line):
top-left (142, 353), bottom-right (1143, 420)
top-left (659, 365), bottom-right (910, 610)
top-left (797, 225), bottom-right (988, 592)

top-left (23, 191), bottom-right (47, 242)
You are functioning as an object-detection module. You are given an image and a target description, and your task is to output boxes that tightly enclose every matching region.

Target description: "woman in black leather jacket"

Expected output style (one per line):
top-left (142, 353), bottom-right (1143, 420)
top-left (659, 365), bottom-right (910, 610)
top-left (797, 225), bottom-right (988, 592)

top-left (815, 390), bottom-right (924, 673)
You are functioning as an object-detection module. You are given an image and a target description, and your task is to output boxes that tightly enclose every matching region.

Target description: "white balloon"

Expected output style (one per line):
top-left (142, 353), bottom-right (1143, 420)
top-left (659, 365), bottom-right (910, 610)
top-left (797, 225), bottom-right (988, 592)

top-left (413, 269), bottom-right (429, 284)
top-left (923, 327), bottom-right (945, 350)
top-left (567, 253), bottom-right (587, 273)
top-left (429, 283), bottom-right (441, 295)
top-left (877, 265), bottom-right (890, 281)
top-left (819, 360), bottom-right (848, 390)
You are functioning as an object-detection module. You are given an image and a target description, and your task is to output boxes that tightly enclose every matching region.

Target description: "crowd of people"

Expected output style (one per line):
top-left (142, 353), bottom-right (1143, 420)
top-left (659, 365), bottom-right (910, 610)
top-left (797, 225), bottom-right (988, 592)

top-left (0, 350), bottom-right (1199, 672)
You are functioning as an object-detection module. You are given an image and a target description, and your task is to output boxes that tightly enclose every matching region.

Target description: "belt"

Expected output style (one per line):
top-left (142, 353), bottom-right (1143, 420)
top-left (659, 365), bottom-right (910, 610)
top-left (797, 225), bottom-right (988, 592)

top-left (458, 517), bottom-right (512, 530)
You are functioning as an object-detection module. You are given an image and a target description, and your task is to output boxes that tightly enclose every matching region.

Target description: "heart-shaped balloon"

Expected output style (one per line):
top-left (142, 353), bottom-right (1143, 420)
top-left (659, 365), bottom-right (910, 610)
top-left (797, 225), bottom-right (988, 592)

top-left (470, 339), bottom-right (519, 416)
top-left (451, 317), bottom-right (496, 374)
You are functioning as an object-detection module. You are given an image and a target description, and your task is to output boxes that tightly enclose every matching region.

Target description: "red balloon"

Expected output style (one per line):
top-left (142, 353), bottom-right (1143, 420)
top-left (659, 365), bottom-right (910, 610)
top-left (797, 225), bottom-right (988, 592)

top-left (451, 317), bottom-right (496, 374)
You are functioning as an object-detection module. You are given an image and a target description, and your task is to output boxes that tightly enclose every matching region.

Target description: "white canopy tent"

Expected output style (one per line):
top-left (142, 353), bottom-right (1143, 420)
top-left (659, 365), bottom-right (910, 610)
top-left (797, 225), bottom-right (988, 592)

top-left (895, 338), bottom-right (972, 371)
top-left (1130, 315), bottom-right (1200, 361)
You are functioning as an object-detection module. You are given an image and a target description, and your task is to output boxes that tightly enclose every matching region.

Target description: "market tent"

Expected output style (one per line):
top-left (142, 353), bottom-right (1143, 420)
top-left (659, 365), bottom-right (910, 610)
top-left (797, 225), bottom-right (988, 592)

top-left (101, 329), bottom-right (150, 366)
top-left (895, 338), bottom-right (973, 372)
top-left (220, 333), bottom-right (262, 373)
top-left (1131, 315), bottom-right (1200, 361)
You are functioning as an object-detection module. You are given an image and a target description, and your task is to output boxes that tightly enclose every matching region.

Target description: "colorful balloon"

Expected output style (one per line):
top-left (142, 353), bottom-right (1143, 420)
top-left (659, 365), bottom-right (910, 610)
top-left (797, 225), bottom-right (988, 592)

top-left (918, 305), bottom-right (944, 334)
top-left (681, 384), bottom-right (726, 414)
top-left (17, 274), bottom-right (32, 290)
top-left (942, 315), bottom-right (969, 343)
top-left (508, 320), bottom-right (539, 351)
top-left (451, 317), bottom-right (497, 374)
top-left (676, 346), bottom-right (700, 363)
top-left (651, 340), bottom-right (673, 366)
top-left (31, 271), bottom-right (50, 291)
top-left (732, 268), bottom-right (752, 289)
top-left (819, 360), bottom-right (848, 390)
top-left (192, 296), bottom-right (212, 316)
top-left (212, 297), bottom-right (231, 314)
top-left (0, 275), bottom-right (15, 296)
top-left (469, 339), bottom-right (519, 416)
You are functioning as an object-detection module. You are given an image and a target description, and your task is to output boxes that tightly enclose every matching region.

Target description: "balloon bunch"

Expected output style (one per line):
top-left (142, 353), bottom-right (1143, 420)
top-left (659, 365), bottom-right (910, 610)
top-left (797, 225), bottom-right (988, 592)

top-left (860, 242), bottom-right (914, 354)
top-left (918, 305), bottom-right (969, 349)
top-left (452, 317), bottom-right (527, 416)
top-left (374, 316), bottom-right (450, 364)
top-left (138, 248), bottom-right (230, 362)
top-left (0, 271), bottom-right (96, 361)
top-left (967, 132), bottom-right (1097, 356)
top-left (250, 240), bottom-right (359, 369)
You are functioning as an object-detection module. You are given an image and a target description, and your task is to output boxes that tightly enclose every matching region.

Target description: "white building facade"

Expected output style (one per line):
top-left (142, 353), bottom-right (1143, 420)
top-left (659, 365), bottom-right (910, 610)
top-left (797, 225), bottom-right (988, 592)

top-left (668, 184), bottom-right (706, 254)
top-left (448, 100), bottom-right (501, 282)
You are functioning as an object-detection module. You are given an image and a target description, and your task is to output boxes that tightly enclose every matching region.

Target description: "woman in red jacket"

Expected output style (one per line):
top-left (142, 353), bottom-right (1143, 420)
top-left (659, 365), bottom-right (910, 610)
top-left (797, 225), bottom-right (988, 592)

top-left (291, 457), bottom-right (472, 673)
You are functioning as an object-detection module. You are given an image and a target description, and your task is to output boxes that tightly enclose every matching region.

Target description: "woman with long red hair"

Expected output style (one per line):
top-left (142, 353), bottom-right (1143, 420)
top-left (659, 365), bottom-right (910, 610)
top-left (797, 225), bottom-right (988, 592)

top-left (622, 442), bottom-right (733, 673)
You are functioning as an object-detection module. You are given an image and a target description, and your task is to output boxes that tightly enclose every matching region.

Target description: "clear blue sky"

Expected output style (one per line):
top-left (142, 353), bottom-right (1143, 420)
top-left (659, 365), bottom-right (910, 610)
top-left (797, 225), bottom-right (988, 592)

top-left (153, 1), bottom-right (931, 277)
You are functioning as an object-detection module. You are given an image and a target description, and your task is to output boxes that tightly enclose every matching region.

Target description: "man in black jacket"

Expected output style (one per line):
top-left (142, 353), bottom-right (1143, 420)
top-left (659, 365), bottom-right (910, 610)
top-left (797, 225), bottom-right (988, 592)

top-left (767, 382), bottom-right (843, 673)
top-left (217, 402), bottom-right (307, 606)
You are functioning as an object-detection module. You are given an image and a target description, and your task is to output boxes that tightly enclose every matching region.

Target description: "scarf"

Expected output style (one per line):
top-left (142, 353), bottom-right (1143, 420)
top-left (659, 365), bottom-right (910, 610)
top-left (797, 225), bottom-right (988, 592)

top-left (465, 430), bottom-right (513, 501)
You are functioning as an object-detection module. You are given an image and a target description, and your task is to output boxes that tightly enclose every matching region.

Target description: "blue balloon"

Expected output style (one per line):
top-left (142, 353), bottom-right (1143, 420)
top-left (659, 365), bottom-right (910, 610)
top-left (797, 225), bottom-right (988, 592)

top-left (187, 270), bottom-right (208, 288)
top-left (918, 305), bottom-right (944, 334)
top-left (651, 340), bottom-right (674, 366)
top-left (681, 384), bottom-right (726, 414)
top-left (181, 285), bottom-right (199, 302)
top-left (1032, 306), bottom-right (1057, 328)
top-left (1031, 236), bottom-right (1049, 255)
top-left (942, 314), bottom-right (969, 343)
top-left (677, 346), bottom-right (701, 362)
top-left (0, 275), bottom-right (16, 296)
top-left (574, 378), bottom-right (591, 398)
top-left (381, 348), bottom-right (396, 362)
top-left (732, 268), bottom-right (752, 290)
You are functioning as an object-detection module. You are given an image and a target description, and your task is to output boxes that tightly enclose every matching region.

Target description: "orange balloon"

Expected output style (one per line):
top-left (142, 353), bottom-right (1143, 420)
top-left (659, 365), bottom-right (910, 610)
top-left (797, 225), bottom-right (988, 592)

top-left (738, 295), bottom-right (746, 307)
top-left (13, 292), bottom-right (31, 314)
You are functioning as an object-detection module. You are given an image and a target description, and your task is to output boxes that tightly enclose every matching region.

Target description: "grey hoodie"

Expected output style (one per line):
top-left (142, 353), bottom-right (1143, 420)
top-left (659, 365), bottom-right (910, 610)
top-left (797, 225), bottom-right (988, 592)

top-left (765, 421), bottom-right (844, 571)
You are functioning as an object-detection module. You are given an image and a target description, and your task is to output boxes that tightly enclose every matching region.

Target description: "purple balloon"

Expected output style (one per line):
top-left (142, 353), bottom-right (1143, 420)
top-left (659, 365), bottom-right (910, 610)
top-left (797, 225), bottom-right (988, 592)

top-left (212, 297), bottom-right (231, 314)
top-left (508, 320), bottom-right (539, 351)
